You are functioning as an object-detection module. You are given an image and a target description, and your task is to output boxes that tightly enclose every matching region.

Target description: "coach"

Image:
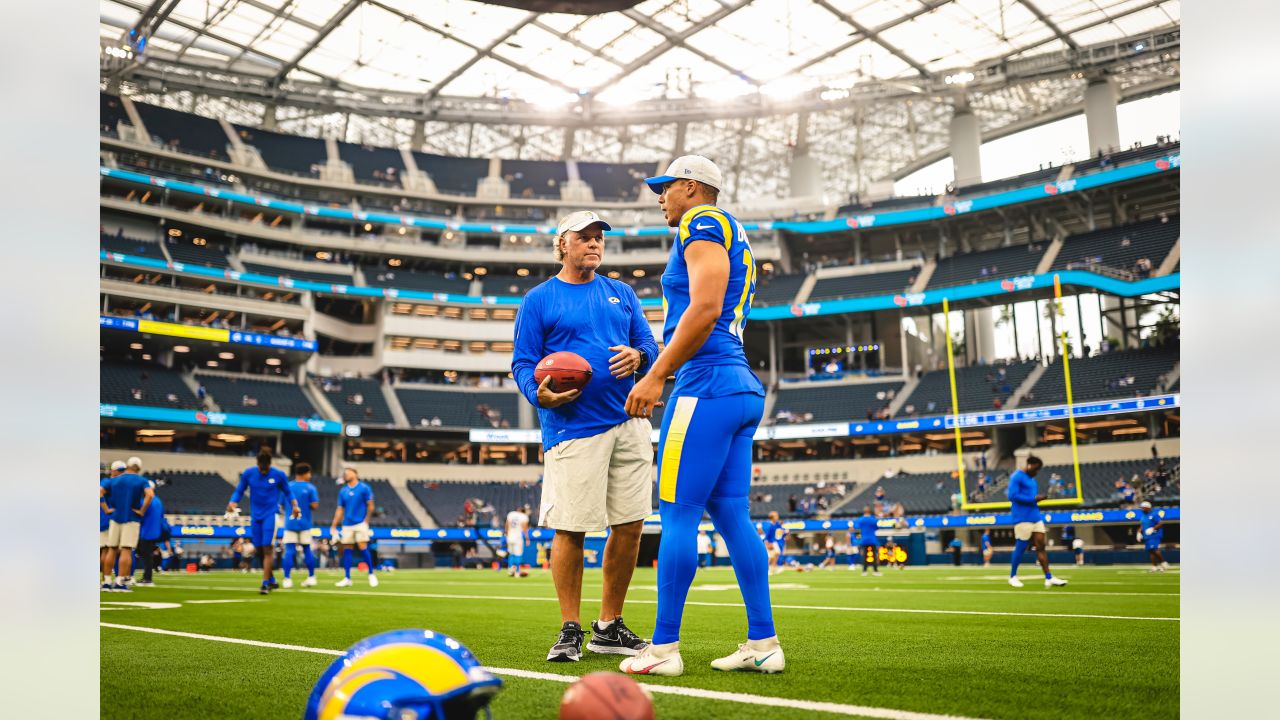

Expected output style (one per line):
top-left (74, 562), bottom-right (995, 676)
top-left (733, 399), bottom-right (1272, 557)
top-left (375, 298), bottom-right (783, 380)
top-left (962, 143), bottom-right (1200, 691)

top-left (512, 210), bottom-right (660, 663)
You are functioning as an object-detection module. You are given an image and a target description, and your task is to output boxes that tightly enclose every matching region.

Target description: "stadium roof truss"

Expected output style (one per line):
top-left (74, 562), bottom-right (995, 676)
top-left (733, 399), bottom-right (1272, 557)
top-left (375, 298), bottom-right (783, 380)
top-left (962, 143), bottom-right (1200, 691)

top-left (100, 0), bottom-right (1179, 201)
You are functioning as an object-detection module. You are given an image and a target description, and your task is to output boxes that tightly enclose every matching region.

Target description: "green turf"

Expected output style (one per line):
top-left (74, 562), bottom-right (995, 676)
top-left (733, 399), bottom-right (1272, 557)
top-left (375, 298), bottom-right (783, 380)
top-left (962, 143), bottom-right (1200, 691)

top-left (100, 565), bottom-right (1179, 719)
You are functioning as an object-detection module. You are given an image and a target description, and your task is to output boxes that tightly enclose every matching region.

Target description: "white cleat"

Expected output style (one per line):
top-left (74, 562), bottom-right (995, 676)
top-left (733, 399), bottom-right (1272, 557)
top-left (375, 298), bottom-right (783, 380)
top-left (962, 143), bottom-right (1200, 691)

top-left (368, 574), bottom-right (379, 588)
top-left (335, 578), bottom-right (353, 588)
top-left (1160, 561), bottom-right (1170, 570)
top-left (1008, 577), bottom-right (1025, 588)
top-left (872, 572), bottom-right (883, 577)
top-left (281, 577), bottom-right (293, 589)
top-left (301, 576), bottom-right (317, 587)
top-left (710, 639), bottom-right (785, 674)
top-left (619, 642), bottom-right (684, 677)
top-left (1045, 577), bottom-right (1069, 588)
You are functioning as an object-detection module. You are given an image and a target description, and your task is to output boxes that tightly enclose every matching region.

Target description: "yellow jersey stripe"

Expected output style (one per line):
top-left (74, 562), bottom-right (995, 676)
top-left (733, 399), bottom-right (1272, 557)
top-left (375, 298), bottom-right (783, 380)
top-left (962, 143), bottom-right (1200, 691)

top-left (731, 246), bottom-right (755, 338)
top-left (658, 396), bottom-right (699, 503)
top-left (678, 205), bottom-right (732, 247)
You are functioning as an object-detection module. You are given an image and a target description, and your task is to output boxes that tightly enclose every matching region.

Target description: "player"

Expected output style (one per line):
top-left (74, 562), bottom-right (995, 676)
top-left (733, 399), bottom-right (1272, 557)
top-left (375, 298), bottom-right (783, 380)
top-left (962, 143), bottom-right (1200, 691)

top-left (762, 511), bottom-right (788, 575)
top-left (510, 210), bottom-right (659, 663)
top-left (697, 531), bottom-right (714, 569)
top-left (134, 487), bottom-right (167, 586)
top-left (1007, 455), bottom-right (1069, 589)
top-left (884, 536), bottom-right (903, 570)
top-left (505, 504), bottom-right (531, 577)
top-left (280, 462), bottom-right (320, 589)
top-left (817, 534), bottom-right (837, 570)
top-left (100, 460), bottom-right (125, 587)
top-left (101, 456), bottom-right (154, 592)
top-left (1139, 501), bottom-right (1170, 572)
top-left (227, 450), bottom-right (299, 595)
top-left (854, 506), bottom-right (882, 576)
top-left (1072, 537), bottom-right (1086, 565)
top-left (620, 156), bottom-right (781, 677)
top-left (330, 466), bottom-right (379, 588)
top-left (981, 530), bottom-right (994, 567)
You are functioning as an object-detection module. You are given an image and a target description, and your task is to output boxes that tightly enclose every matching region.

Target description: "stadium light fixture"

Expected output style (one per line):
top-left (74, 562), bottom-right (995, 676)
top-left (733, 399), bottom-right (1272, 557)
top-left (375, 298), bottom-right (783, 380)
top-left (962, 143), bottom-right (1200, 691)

top-left (205, 360), bottom-right (219, 367)
top-left (388, 258), bottom-right (402, 267)
top-left (944, 71), bottom-right (975, 85)
top-left (632, 269), bottom-right (646, 277)
top-left (141, 354), bottom-right (151, 361)
top-left (129, 342), bottom-right (143, 349)
top-left (218, 352), bottom-right (234, 360)
top-left (173, 345), bottom-right (189, 353)
top-left (264, 358), bottom-right (282, 366)
top-left (474, 267), bottom-right (488, 276)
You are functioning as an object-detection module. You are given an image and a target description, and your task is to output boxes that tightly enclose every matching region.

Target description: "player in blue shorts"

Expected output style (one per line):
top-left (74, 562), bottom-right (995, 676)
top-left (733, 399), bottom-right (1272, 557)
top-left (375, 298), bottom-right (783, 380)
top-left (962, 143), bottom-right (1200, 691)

top-left (818, 534), bottom-right (838, 571)
top-left (280, 462), bottom-right (320, 589)
top-left (762, 511), bottom-right (788, 575)
top-left (1007, 455), bottom-right (1068, 589)
top-left (227, 451), bottom-right (299, 594)
top-left (1139, 501), bottom-right (1170, 572)
top-left (854, 506), bottom-right (882, 576)
top-left (331, 466), bottom-right (379, 588)
top-left (620, 155), bottom-right (781, 677)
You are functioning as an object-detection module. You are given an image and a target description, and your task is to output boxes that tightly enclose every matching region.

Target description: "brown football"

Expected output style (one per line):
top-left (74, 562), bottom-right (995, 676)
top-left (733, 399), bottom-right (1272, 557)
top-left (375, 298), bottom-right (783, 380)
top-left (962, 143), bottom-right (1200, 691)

top-left (559, 672), bottom-right (655, 720)
top-left (535, 351), bottom-right (593, 393)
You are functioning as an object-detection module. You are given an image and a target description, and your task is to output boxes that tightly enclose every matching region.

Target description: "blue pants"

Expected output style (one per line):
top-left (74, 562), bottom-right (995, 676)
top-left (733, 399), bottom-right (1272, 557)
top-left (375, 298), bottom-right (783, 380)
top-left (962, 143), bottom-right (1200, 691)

top-left (249, 516), bottom-right (275, 548)
top-left (653, 392), bottom-right (774, 644)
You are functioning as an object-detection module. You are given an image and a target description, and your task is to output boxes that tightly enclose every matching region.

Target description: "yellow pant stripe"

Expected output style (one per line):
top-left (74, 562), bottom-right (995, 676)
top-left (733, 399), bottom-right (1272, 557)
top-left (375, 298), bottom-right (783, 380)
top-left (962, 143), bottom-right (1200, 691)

top-left (658, 396), bottom-right (699, 503)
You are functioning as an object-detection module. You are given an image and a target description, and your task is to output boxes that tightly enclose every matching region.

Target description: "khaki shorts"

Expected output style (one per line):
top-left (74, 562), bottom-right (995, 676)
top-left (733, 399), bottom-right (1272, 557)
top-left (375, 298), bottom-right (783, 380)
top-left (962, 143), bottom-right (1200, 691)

top-left (339, 522), bottom-right (371, 545)
top-left (282, 529), bottom-right (314, 545)
top-left (100, 530), bottom-right (110, 548)
top-left (541, 418), bottom-right (654, 532)
top-left (1014, 521), bottom-right (1047, 541)
top-left (107, 520), bottom-right (140, 549)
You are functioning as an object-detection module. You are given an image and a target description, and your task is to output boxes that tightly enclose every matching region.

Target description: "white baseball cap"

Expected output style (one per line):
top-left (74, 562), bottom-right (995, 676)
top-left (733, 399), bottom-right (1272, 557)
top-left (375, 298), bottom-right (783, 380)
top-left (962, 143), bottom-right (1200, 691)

top-left (645, 154), bottom-right (724, 194)
top-left (110, 460), bottom-right (127, 472)
top-left (126, 456), bottom-right (143, 470)
top-left (1140, 501), bottom-right (1152, 509)
top-left (556, 210), bottom-right (611, 236)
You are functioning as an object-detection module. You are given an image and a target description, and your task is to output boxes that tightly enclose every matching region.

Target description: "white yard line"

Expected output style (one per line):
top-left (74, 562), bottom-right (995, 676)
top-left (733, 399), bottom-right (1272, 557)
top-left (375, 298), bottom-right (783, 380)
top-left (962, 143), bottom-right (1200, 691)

top-left (135, 585), bottom-right (1178, 622)
top-left (100, 622), bottom-right (992, 720)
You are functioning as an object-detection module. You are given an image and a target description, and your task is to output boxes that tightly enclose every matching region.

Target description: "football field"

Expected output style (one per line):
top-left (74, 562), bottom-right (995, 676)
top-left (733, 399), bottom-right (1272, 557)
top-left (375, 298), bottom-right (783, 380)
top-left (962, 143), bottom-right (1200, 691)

top-left (100, 564), bottom-right (1179, 719)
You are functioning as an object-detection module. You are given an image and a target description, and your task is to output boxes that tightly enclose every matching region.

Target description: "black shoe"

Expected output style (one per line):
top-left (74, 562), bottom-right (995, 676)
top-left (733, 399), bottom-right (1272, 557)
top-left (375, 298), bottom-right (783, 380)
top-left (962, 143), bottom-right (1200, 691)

top-left (259, 585), bottom-right (270, 595)
top-left (587, 616), bottom-right (649, 656)
top-left (267, 577), bottom-right (279, 589)
top-left (546, 621), bottom-right (584, 662)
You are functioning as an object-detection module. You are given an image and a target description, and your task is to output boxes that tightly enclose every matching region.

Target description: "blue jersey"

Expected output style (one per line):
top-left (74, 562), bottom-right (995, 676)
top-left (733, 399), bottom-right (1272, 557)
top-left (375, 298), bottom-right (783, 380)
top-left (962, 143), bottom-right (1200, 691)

top-left (107, 472), bottom-right (151, 524)
top-left (855, 515), bottom-right (880, 546)
top-left (140, 496), bottom-right (165, 541)
top-left (512, 276), bottom-right (659, 452)
top-left (100, 477), bottom-right (112, 531)
top-left (1007, 469), bottom-right (1041, 524)
top-left (231, 466), bottom-right (292, 521)
top-left (660, 204), bottom-right (765, 400)
top-left (338, 482), bottom-right (373, 526)
top-left (762, 521), bottom-right (787, 546)
top-left (282, 480), bottom-right (318, 532)
top-left (1141, 509), bottom-right (1163, 540)
top-left (981, 532), bottom-right (992, 551)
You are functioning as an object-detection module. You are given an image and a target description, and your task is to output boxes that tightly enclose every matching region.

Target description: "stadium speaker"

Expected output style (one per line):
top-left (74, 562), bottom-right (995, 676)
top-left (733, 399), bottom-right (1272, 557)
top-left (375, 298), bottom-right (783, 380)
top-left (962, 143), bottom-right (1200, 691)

top-left (473, 1), bottom-right (644, 14)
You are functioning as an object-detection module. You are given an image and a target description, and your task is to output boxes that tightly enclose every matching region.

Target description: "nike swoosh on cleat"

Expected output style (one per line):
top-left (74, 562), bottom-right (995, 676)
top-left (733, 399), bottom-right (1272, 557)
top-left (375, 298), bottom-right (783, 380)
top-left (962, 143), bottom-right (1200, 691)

top-left (754, 652), bottom-right (776, 667)
top-left (630, 659), bottom-right (669, 674)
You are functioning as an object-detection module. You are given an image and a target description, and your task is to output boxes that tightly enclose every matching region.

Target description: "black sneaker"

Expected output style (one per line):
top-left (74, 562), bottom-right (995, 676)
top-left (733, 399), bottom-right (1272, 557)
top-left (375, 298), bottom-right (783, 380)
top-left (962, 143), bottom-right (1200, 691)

top-left (587, 616), bottom-right (649, 656)
top-left (546, 621), bottom-right (584, 662)
top-left (259, 585), bottom-right (270, 595)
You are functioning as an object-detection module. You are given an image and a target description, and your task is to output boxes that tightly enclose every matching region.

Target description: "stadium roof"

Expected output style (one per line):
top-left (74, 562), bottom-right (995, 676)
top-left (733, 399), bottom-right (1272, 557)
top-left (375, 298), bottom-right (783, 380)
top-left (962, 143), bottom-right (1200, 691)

top-left (100, 0), bottom-right (1180, 200)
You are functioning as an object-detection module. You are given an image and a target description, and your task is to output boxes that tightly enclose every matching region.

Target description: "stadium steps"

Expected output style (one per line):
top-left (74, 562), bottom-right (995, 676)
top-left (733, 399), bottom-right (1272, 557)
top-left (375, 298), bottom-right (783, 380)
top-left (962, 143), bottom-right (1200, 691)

top-left (1160, 362), bottom-right (1180, 393)
top-left (302, 381), bottom-right (342, 423)
top-left (1005, 363), bottom-right (1047, 410)
top-left (181, 370), bottom-right (219, 412)
top-left (761, 387), bottom-right (777, 423)
top-left (885, 376), bottom-right (920, 417)
top-left (158, 237), bottom-right (175, 266)
top-left (908, 259), bottom-right (935, 293)
top-left (1156, 238), bottom-right (1181, 276)
top-left (792, 272), bottom-right (818, 305)
top-left (382, 381), bottom-right (411, 427)
top-left (391, 483), bottom-right (436, 528)
top-left (119, 95), bottom-right (150, 145)
top-left (1035, 231), bottom-right (1066, 275)
top-left (825, 482), bottom-right (871, 515)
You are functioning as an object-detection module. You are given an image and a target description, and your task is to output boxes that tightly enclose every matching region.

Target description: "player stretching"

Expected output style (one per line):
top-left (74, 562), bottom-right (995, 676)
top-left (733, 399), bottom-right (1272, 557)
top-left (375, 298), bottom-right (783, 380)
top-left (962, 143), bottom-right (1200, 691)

top-left (1007, 456), bottom-right (1068, 589)
top-left (621, 156), bottom-right (781, 676)
top-left (505, 504), bottom-right (531, 577)
top-left (817, 534), bottom-right (837, 571)
top-left (763, 511), bottom-right (788, 575)
top-left (227, 451), bottom-right (299, 595)
top-left (280, 462), bottom-right (320, 589)
top-left (854, 506), bottom-right (882, 576)
top-left (1139, 501), bottom-right (1170, 572)
top-left (330, 467), bottom-right (379, 588)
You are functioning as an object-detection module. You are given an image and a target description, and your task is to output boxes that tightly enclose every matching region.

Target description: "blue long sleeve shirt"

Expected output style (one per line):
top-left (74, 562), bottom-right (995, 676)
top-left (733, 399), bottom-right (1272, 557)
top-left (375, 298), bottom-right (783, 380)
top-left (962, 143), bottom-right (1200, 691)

top-left (511, 275), bottom-right (659, 452)
top-left (855, 515), bottom-right (880, 546)
top-left (1007, 469), bottom-right (1041, 523)
top-left (230, 466), bottom-right (293, 521)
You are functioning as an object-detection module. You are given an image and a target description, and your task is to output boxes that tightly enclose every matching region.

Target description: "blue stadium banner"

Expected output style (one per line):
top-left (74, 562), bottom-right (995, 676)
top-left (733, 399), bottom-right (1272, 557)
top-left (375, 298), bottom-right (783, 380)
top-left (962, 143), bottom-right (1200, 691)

top-left (173, 507), bottom-right (1179, 540)
top-left (100, 313), bottom-right (317, 351)
top-left (101, 154), bottom-right (1177, 239)
top-left (99, 403), bottom-right (342, 434)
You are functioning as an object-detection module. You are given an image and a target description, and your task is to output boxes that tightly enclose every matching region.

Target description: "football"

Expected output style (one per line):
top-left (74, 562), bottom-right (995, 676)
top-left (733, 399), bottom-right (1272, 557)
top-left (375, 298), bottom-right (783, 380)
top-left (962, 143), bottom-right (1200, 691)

top-left (535, 351), bottom-right (593, 392)
top-left (559, 672), bottom-right (654, 720)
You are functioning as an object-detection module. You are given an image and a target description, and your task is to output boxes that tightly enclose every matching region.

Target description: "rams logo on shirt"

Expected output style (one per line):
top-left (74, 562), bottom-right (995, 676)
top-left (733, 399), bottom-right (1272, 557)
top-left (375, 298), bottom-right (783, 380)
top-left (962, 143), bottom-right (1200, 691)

top-left (608, 296), bottom-right (621, 304)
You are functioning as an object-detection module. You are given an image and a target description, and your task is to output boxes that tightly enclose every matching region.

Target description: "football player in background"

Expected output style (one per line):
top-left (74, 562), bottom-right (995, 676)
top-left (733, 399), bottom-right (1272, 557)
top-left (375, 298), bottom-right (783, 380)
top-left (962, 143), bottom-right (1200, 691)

top-left (763, 511), bottom-right (788, 576)
top-left (505, 504), bottom-right (531, 577)
top-left (330, 466), bottom-right (379, 589)
top-left (227, 450), bottom-right (299, 595)
top-left (1139, 501), bottom-right (1170, 572)
top-left (280, 462), bottom-right (320, 589)
top-left (1007, 455), bottom-right (1068, 589)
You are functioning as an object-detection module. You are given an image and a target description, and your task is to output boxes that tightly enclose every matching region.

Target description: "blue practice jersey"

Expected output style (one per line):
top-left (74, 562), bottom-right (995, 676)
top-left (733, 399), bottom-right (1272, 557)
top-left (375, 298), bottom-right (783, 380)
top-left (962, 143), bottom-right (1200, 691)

top-left (108, 472), bottom-right (151, 524)
top-left (338, 482), bottom-right (373, 526)
top-left (230, 466), bottom-right (293, 521)
top-left (1007, 469), bottom-right (1041, 524)
top-left (982, 532), bottom-right (992, 551)
top-left (511, 275), bottom-right (659, 452)
top-left (100, 477), bottom-right (112, 531)
top-left (855, 515), bottom-right (880, 546)
top-left (762, 521), bottom-right (787, 546)
top-left (140, 496), bottom-right (165, 541)
top-left (282, 480), bottom-right (318, 532)
top-left (660, 204), bottom-right (765, 400)
top-left (1141, 509), bottom-right (1163, 539)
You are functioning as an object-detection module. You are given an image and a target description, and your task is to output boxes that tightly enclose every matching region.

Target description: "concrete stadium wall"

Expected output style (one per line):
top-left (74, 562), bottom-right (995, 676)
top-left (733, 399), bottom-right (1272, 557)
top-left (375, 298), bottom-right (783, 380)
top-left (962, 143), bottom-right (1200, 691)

top-left (1023, 437), bottom-right (1180, 465)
